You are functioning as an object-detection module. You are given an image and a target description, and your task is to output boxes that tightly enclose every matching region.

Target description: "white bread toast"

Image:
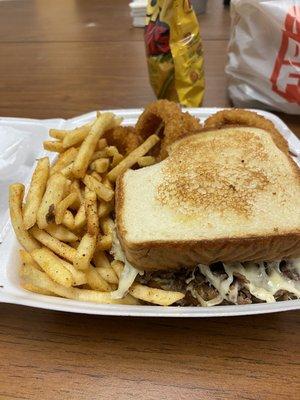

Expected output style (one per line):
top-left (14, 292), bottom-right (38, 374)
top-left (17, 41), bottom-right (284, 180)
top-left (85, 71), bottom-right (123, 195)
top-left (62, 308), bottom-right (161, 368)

top-left (116, 122), bottom-right (300, 271)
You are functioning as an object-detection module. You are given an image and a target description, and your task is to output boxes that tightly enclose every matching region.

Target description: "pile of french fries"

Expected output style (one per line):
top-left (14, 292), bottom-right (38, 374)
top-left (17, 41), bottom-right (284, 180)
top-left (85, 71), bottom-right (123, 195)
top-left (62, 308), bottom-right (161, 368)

top-left (9, 112), bottom-right (184, 307)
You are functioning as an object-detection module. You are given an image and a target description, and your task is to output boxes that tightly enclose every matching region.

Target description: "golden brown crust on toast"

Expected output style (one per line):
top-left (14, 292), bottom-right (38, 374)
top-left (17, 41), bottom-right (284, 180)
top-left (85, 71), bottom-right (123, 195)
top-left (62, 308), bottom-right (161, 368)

top-left (117, 230), bottom-right (300, 271)
top-left (116, 109), bottom-right (300, 271)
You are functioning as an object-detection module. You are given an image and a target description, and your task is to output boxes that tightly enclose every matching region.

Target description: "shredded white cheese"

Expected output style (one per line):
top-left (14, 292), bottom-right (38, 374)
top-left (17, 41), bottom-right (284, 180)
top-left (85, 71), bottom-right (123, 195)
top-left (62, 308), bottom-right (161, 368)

top-left (110, 223), bottom-right (141, 299)
top-left (199, 264), bottom-right (234, 302)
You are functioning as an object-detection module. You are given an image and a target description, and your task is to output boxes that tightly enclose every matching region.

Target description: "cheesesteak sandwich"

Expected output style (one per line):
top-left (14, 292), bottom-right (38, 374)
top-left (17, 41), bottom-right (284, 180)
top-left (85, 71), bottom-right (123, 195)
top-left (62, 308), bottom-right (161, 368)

top-left (9, 101), bottom-right (300, 307)
top-left (114, 109), bottom-right (300, 306)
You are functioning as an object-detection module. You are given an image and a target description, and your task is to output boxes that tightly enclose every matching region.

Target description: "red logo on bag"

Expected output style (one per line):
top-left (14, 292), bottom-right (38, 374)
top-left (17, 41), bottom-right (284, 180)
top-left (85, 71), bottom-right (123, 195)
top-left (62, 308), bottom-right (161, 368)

top-left (270, 5), bottom-right (300, 105)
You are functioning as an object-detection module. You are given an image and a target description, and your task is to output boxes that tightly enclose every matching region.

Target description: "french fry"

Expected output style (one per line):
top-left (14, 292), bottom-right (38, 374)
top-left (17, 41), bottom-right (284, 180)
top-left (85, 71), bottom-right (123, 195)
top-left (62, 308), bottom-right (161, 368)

top-left (93, 250), bottom-right (118, 285)
top-left (59, 258), bottom-right (87, 286)
top-left (23, 157), bottom-right (50, 230)
top-left (43, 141), bottom-right (65, 153)
top-left (102, 177), bottom-right (113, 189)
top-left (23, 262), bottom-right (133, 304)
top-left (21, 280), bottom-right (53, 296)
top-left (83, 174), bottom-right (114, 202)
top-left (129, 283), bottom-right (184, 306)
top-left (90, 171), bottom-right (102, 182)
top-left (105, 146), bottom-right (124, 168)
top-left (97, 235), bottom-right (112, 251)
top-left (45, 224), bottom-right (78, 243)
top-left (19, 249), bottom-right (50, 293)
top-left (90, 150), bottom-right (107, 162)
top-left (111, 153), bottom-right (124, 168)
top-left (105, 146), bottom-right (119, 157)
top-left (19, 249), bottom-right (41, 271)
top-left (137, 156), bottom-right (156, 167)
top-left (9, 184), bottom-right (40, 252)
top-left (70, 180), bottom-right (83, 202)
top-left (96, 267), bottom-right (118, 285)
top-left (85, 190), bottom-right (99, 236)
top-left (55, 192), bottom-right (77, 225)
top-left (74, 288), bottom-right (139, 304)
top-left (73, 233), bottom-right (97, 270)
top-left (74, 204), bottom-right (86, 229)
top-left (98, 138), bottom-right (107, 150)
top-left (36, 173), bottom-right (68, 229)
top-left (31, 248), bottom-right (74, 287)
top-left (64, 179), bottom-right (72, 197)
top-left (62, 210), bottom-right (75, 230)
top-left (49, 129), bottom-right (66, 140)
top-left (86, 268), bottom-right (112, 292)
top-left (60, 163), bottom-right (74, 179)
top-left (68, 180), bottom-right (82, 210)
top-left (30, 226), bottom-right (77, 262)
top-left (11, 109), bottom-right (188, 307)
top-left (107, 134), bottom-right (160, 181)
top-left (62, 125), bottom-right (90, 149)
top-left (50, 147), bottom-right (78, 175)
top-left (90, 158), bottom-right (110, 174)
top-left (100, 217), bottom-right (114, 235)
top-left (111, 260), bottom-right (124, 280)
top-left (20, 263), bottom-right (75, 299)
top-left (93, 250), bottom-right (111, 269)
top-left (98, 200), bottom-right (114, 218)
top-left (72, 113), bottom-right (121, 179)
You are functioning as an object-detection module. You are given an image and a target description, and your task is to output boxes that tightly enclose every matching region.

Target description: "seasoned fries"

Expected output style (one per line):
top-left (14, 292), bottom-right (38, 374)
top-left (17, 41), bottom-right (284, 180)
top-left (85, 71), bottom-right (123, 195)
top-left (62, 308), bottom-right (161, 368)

top-left (9, 184), bottom-right (40, 252)
top-left (30, 226), bottom-right (77, 262)
top-left (20, 251), bottom-right (53, 295)
top-left (9, 110), bottom-right (185, 307)
top-left (72, 113), bottom-right (121, 179)
top-left (98, 200), bottom-right (113, 218)
top-left (137, 156), bottom-right (156, 167)
top-left (83, 174), bottom-right (114, 202)
top-left (86, 268), bottom-right (112, 292)
top-left (36, 173), bottom-right (68, 229)
top-left (97, 234), bottom-right (112, 251)
top-left (93, 250), bottom-right (111, 269)
top-left (50, 147), bottom-right (78, 175)
top-left (23, 157), bottom-right (50, 229)
top-left (43, 141), bottom-right (65, 153)
top-left (62, 210), bottom-right (75, 230)
top-left (90, 171), bottom-right (102, 182)
top-left (100, 217), bottom-right (114, 235)
top-left (59, 259), bottom-right (87, 286)
top-left (107, 134), bottom-right (160, 181)
top-left (45, 224), bottom-right (78, 242)
top-left (90, 158), bottom-right (110, 174)
top-left (74, 204), bottom-right (86, 229)
top-left (129, 284), bottom-right (185, 306)
top-left (96, 267), bottom-right (118, 285)
top-left (49, 129), bottom-right (66, 140)
top-left (111, 260), bottom-right (124, 279)
top-left (55, 192), bottom-right (77, 225)
top-left (74, 233), bottom-right (97, 270)
top-left (32, 248), bottom-right (74, 287)
top-left (62, 125), bottom-right (90, 149)
top-left (19, 249), bottom-right (42, 271)
top-left (85, 190), bottom-right (99, 236)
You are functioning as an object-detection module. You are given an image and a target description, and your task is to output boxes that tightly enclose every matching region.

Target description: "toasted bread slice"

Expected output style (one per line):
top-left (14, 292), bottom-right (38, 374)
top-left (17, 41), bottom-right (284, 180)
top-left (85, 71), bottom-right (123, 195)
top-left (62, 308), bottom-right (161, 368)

top-left (116, 124), bottom-right (300, 271)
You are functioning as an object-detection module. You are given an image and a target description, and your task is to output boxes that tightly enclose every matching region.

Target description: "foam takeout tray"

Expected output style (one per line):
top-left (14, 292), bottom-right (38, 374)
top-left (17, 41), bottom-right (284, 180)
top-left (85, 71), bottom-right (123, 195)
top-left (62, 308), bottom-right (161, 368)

top-left (0, 108), bottom-right (299, 317)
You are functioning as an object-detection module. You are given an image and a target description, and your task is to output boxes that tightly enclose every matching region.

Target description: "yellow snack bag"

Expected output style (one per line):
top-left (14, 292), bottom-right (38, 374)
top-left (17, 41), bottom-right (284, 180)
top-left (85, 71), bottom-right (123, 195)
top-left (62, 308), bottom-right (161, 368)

top-left (145, 0), bottom-right (205, 107)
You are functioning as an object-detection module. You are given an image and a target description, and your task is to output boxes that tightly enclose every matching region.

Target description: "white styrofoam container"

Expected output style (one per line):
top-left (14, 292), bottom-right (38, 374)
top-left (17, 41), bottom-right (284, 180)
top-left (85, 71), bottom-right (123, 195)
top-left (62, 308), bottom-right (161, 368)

top-left (0, 108), bottom-right (299, 317)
